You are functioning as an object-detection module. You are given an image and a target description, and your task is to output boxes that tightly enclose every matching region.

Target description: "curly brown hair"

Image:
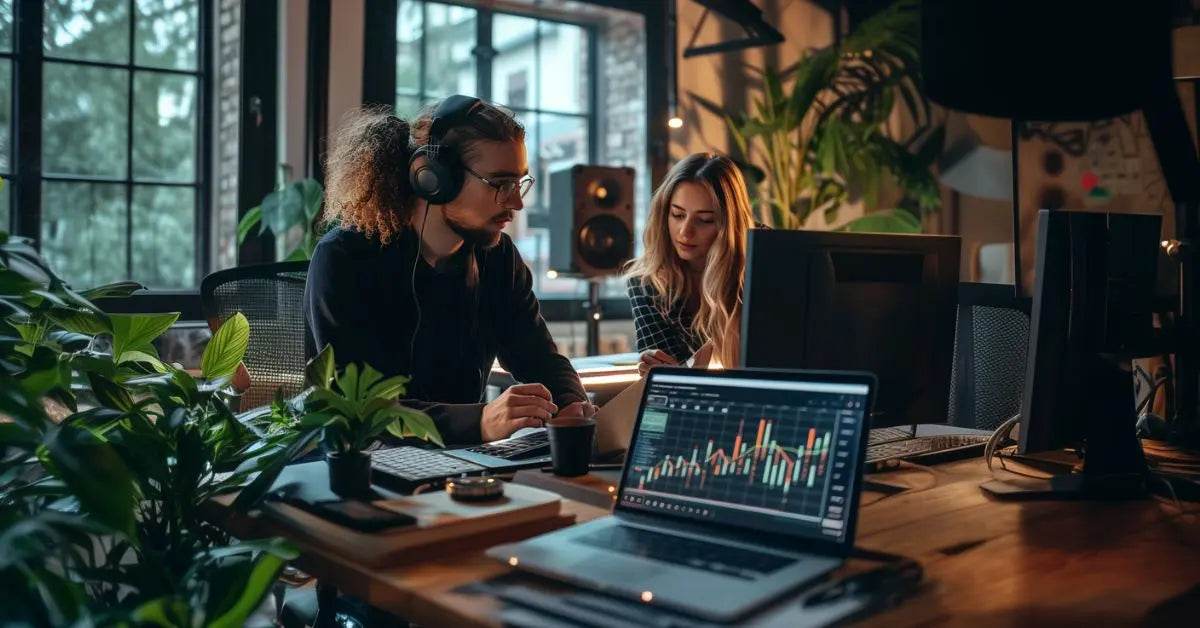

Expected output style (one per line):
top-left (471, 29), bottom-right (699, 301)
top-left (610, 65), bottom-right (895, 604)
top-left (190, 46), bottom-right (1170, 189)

top-left (322, 99), bottom-right (525, 244)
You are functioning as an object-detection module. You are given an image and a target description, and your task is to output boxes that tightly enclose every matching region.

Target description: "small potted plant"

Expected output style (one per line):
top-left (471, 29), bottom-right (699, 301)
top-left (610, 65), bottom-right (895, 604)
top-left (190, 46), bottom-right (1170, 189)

top-left (300, 345), bottom-right (442, 496)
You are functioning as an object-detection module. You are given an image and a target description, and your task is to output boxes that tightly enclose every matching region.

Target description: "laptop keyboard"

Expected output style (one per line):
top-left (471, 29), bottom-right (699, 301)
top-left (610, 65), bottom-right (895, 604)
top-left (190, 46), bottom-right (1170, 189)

top-left (372, 447), bottom-right (485, 482)
top-left (865, 434), bottom-right (989, 463)
top-left (464, 430), bottom-right (550, 460)
top-left (577, 526), bottom-right (794, 581)
top-left (869, 427), bottom-right (914, 444)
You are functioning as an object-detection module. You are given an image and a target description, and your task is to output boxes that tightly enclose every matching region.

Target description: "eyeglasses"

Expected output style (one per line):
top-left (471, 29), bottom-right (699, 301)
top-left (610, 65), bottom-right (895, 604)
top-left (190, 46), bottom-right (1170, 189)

top-left (464, 166), bottom-right (536, 204)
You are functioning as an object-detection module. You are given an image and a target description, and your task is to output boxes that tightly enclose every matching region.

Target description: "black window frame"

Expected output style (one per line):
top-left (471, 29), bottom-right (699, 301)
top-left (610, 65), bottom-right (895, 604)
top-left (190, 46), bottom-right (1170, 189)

top-left (363, 0), bottom-right (667, 322)
top-left (8, 0), bottom-right (214, 298)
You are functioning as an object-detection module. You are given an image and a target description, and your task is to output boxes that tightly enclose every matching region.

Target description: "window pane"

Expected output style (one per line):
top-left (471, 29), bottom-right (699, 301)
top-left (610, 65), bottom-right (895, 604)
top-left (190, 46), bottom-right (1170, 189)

top-left (41, 181), bottom-right (127, 289)
top-left (0, 0), bottom-right (12, 53)
top-left (423, 3), bottom-right (476, 97)
top-left (509, 110), bottom-right (538, 210)
top-left (493, 14), bottom-right (537, 111)
top-left (396, 94), bottom-right (423, 120)
top-left (43, 63), bottom-right (129, 178)
top-left (396, 0), bottom-right (422, 95)
top-left (132, 185), bottom-right (193, 288)
top-left (0, 60), bottom-right (9, 172)
top-left (0, 176), bottom-right (9, 232)
top-left (133, 72), bottom-right (196, 181)
top-left (135, 0), bottom-right (199, 71)
top-left (537, 113), bottom-right (588, 211)
top-left (44, 0), bottom-right (130, 64)
top-left (539, 21), bottom-right (588, 114)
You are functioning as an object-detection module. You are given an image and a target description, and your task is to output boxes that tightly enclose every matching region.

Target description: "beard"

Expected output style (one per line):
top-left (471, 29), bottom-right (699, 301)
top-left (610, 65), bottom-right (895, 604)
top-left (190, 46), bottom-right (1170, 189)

top-left (442, 207), bottom-right (505, 249)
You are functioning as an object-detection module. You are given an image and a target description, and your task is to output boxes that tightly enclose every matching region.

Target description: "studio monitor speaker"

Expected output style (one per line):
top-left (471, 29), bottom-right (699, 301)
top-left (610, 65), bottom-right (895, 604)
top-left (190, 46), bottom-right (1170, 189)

top-left (548, 165), bottom-right (635, 278)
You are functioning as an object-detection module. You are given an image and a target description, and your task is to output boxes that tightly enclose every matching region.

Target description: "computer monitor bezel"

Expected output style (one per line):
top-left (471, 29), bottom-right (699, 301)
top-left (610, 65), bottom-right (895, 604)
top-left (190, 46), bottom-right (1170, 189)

top-left (614, 366), bottom-right (876, 557)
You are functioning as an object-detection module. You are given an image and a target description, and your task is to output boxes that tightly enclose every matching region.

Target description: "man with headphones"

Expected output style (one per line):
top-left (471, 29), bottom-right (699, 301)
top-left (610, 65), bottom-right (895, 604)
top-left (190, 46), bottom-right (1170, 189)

top-left (304, 95), bottom-right (593, 445)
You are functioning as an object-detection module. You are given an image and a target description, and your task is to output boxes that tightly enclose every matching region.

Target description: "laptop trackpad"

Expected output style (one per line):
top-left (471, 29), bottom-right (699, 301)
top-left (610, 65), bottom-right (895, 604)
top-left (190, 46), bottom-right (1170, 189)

top-left (574, 555), bottom-right (664, 584)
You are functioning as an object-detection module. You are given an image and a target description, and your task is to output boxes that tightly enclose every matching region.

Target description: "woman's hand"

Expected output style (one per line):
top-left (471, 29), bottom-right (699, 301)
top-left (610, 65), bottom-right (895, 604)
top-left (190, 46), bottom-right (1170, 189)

top-left (638, 349), bottom-right (679, 376)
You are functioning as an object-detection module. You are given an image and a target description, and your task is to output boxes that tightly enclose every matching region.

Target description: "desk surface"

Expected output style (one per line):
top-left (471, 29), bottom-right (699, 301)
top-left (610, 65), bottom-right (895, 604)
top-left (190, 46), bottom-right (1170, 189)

top-left (218, 459), bottom-right (1200, 626)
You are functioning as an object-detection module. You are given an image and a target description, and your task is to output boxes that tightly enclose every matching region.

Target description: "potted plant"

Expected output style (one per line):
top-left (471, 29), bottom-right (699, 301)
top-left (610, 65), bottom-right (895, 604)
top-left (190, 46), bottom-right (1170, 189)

top-left (237, 165), bottom-right (325, 261)
top-left (691, 0), bottom-right (944, 233)
top-left (292, 345), bottom-right (442, 497)
top-left (0, 230), bottom-right (301, 625)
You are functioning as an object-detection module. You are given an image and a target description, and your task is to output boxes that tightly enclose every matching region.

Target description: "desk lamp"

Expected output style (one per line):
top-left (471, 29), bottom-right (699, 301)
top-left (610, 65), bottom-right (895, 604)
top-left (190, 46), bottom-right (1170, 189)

top-left (922, 1), bottom-right (1200, 450)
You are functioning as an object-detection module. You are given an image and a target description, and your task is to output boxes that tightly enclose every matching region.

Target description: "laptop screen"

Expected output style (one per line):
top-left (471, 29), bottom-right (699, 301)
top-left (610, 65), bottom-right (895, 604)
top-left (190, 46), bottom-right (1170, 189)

top-left (616, 370), bottom-right (871, 546)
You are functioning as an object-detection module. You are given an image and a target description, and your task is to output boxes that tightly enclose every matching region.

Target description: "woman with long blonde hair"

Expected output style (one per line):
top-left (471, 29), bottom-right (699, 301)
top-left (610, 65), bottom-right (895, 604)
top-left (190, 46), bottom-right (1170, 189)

top-left (625, 153), bottom-right (755, 373)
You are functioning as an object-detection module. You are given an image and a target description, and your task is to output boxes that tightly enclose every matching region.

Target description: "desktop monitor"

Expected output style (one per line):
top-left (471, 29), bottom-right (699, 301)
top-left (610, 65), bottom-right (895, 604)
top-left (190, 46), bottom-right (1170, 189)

top-left (1018, 210), bottom-right (1161, 461)
top-left (740, 229), bottom-right (960, 428)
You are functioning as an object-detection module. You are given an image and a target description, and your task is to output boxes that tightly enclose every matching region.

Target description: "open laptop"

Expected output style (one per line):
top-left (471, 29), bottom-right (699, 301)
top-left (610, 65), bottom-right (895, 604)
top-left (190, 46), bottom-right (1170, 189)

top-left (488, 366), bottom-right (876, 622)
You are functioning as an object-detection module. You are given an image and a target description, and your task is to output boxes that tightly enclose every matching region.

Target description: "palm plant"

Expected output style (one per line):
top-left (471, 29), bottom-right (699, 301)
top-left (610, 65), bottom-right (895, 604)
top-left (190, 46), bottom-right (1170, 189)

top-left (693, 0), bottom-right (943, 233)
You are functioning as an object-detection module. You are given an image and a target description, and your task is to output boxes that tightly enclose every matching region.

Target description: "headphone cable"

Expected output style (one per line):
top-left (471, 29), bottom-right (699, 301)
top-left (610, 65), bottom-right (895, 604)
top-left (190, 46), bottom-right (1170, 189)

top-left (409, 200), bottom-right (432, 378)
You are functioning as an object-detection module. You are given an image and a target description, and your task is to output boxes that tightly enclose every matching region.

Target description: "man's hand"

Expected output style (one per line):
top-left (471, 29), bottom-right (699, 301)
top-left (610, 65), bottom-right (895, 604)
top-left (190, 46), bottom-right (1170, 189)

top-left (638, 349), bottom-right (678, 376)
top-left (481, 383), bottom-right (558, 441)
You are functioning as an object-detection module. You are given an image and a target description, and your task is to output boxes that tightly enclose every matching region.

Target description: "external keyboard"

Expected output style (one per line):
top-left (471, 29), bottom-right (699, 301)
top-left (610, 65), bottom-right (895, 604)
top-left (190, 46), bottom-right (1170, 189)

top-left (371, 447), bottom-right (486, 493)
top-left (865, 434), bottom-right (989, 464)
top-left (577, 526), bottom-right (793, 580)
top-left (465, 429), bottom-right (550, 460)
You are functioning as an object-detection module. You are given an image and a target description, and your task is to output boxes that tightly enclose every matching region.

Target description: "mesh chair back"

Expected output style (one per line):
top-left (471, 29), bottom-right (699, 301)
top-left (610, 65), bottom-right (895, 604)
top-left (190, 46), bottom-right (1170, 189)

top-left (947, 282), bottom-right (1032, 430)
top-left (200, 261), bottom-right (310, 411)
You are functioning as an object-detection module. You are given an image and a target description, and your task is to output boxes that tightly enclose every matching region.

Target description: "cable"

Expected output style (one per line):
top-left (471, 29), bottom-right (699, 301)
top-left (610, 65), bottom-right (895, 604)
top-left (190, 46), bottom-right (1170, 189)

top-left (409, 200), bottom-right (432, 375)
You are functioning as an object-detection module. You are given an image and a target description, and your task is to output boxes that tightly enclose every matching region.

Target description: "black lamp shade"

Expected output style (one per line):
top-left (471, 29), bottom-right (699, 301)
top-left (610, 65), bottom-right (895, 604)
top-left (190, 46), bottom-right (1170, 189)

top-left (921, 1), bottom-right (1173, 121)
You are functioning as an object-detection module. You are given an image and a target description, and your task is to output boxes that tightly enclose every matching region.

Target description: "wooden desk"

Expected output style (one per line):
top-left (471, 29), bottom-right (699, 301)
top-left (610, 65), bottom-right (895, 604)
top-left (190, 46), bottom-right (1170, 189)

top-left (218, 459), bottom-right (1200, 625)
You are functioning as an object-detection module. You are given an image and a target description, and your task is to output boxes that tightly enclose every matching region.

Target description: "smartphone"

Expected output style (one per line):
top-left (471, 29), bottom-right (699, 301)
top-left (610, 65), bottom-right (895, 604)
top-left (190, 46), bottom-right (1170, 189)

top-left (282, 497), bottom-right (418, 532)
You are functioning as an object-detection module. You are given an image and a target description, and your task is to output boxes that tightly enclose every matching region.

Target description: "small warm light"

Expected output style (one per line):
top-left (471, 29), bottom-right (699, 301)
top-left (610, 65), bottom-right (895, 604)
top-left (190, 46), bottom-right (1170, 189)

top-left (592, 312), bottom-right (601, 321)
top-left (595, 186), bottom-right (609, 200)
top-left (508, 556), bottom-right (519, 567)
top-left (546, 269), bottom-right (559, 279)
top-left (1162, 240), bottom-right (1170, 248)
top-left (667, 116), bottom-right (684, 129)
top-left (608, 486), bottom-right (616, 493)
top-left (641, 591), bottom-right (654, 603)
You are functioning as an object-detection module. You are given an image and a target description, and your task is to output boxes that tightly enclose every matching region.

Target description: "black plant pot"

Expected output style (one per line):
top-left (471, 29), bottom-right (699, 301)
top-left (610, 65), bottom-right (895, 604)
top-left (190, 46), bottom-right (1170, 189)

top-left (326, 451), bottom-right (372, 497)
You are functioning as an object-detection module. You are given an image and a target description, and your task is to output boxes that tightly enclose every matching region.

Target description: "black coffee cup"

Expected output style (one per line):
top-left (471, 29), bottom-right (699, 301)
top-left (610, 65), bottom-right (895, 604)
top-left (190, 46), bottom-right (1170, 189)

top-left (547, 417), bottom-right (596, 477)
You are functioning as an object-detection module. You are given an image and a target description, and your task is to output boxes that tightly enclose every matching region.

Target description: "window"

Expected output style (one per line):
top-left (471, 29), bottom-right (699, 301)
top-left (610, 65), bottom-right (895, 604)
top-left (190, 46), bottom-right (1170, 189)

top-left (395, 0), bottom-right (607, 298)
top-left (0, 0), bottom-right (13, 230)
top-left (5, 0), bottom-right (208, 291)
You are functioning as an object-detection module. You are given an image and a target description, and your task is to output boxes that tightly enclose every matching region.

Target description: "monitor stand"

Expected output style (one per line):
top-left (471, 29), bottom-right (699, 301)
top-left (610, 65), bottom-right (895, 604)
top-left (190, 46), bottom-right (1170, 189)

top-left (981, 354), bottom-right (1149, 501)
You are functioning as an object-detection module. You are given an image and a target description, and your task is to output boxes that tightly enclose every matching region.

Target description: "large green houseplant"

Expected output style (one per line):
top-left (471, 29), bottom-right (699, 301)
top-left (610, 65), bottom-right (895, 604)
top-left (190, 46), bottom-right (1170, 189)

top-left (693, 0), bottom-right (942, 233)
top-left (0, 232), bottom-right (305, 625)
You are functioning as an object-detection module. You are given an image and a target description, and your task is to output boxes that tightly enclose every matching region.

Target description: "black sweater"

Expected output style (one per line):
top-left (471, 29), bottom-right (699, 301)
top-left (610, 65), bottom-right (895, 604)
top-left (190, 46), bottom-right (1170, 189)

top-left (304, 227), bottom-right (587, 445)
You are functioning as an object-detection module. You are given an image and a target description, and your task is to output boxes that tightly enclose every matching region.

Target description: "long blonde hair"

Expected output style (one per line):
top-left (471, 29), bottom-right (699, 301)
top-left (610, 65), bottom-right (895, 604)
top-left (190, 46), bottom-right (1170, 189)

top-left (625, 153), bottom-right (755, 367)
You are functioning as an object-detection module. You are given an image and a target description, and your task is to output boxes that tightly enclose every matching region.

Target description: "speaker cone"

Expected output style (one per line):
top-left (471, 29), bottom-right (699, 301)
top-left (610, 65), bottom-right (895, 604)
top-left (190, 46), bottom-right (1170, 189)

top-left (577, 215), bottom-right (633, 270)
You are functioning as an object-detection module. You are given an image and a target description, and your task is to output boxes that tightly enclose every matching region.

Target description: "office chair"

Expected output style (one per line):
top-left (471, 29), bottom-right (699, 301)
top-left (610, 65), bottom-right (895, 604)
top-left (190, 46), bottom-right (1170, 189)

top-left (947, 282), bottom-right (1032, 431)
top-left (200, 261), bottom-right (311, 411)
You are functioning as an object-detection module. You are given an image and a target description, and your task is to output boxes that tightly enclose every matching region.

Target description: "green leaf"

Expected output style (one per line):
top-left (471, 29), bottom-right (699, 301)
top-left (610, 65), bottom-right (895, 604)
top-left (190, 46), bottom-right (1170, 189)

top-left (387, 404), bottom-right (443, 448)
top-left (18, 346), bottom-right (65, 398)
top-left (80, 281), bottom-right (144, 301)
top-left (261, 185), bottom-right (305, 236)
top-left (86, 372), bottom-right (135, 412)
top-left (838, 209), bottom-right (923, 234)
top-left (282, 245), bottom-right (310, 261)
top-left (236, 206), bottom-right (263, 244)
top-left (206, 545), bottom-right (295, 628)
top-left (305, 344), bottom-right (335, 389)
top-left (44, 424), bottom-right (140, 542)
top-left (131, 597), bottom-right (189, 627)
top-left (117, 349), bottom-right (168, 372)
top-left (299, 178), bottom-right (324, 221)
top-left (0, 421), bottom-right (39, 447)
top-left (365, 372), bottom-right (410, 400)
top-left (48, 309), bottom-right (111, 336)
top-left (231, 429), bottom-right (320, 510)
top-left (110, 313), bottom-right (179, 362)
top-left (202, 313), bottom-right (251, 379)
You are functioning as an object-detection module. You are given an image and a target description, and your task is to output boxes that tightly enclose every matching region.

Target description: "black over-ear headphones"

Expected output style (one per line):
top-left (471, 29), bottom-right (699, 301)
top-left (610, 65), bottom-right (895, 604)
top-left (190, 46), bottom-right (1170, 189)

top-left (408, 95), bottom-right (482, 204)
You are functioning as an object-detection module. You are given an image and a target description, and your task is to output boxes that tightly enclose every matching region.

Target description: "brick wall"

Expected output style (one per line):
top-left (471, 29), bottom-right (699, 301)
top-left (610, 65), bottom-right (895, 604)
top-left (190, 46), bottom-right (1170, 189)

top-left (214, 0), bottom-right (240, 272)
